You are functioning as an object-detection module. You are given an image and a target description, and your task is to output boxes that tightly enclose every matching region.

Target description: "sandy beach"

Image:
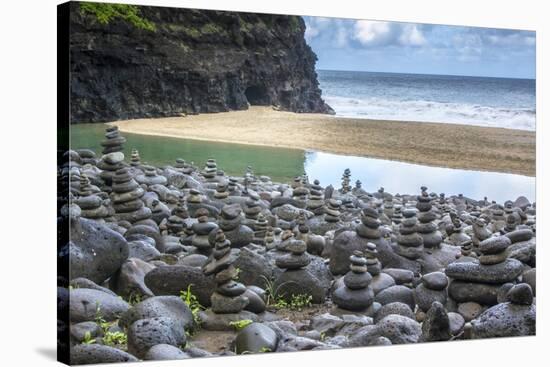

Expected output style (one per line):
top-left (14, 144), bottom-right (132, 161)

top-left (111, 106), bottom-right (535, 176)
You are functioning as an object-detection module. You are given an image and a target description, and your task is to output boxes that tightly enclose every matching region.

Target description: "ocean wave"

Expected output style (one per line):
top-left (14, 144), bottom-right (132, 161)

top-left (324, 95), bottom-right (536, 131)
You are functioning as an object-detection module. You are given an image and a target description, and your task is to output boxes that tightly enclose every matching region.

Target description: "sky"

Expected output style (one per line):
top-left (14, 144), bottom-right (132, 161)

top-left (303, 17), bottom-right (536, 79)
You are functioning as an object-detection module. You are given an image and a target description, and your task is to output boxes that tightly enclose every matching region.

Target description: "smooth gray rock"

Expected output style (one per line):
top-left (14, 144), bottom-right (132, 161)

top-left (233, 247), bottom-right (273, 288)
top-left (144, 344), bottom-right (190, 360)
top-left (120, 296), bottom-right (194, 330)
top-left (522, 268), bottom-right (536, 296)
top-left (375, 314), bottom-right (421, 344)
top-left (310, 313), bottom-right (344, 335)
top-left (110, 258), bottom-right (155, 298)
top-left (70, 278), bottom-right (117, 296)
top-left (70, 288), bottom-right (130, 323)
top-left (273, 268), bottom-right (327, 303)
top-left (382, 268), bottom-right (415, 285)
top-left (448, 280), bottom-right (501, 305)
top-left (421, 272), bottom-right (448, 290)
top-left (145, 265), bottom-right (216, 306)
top-left (414, 283), bottom-right (448, 312)
top-left (375, 285), bottom-right (415, 310)
top-left (70, 321), bottom-right (102, 342)
top-left (448, 312), bottom-right (465, 336)
top-left (235, 323), bottom-right (278, 354)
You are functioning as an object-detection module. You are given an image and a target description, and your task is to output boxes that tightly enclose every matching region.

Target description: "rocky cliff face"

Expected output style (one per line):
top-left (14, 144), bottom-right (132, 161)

top-left (69, 3), bottom-right (333, 123)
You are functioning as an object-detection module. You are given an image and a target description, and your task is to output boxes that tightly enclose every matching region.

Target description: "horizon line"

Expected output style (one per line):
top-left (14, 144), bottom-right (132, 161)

top-left (316, 68), bottom-right (536, 81)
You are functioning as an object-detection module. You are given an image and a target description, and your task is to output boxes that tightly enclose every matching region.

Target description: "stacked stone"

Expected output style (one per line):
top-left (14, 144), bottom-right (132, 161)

top-left (74, 173), bottom-right (109, 220)
top-left (254, 213), bottom-right (268, 243)
top-left (101, 126), bottom-right (126, 154)
top-left (98, 152), bottom-right (126, 186)
top-left (502, 214), bottom-right (518, 234)
top-left (217, 204), bottom-right (253, 248)
top-left (203, 230), bottom-right (248, 314)
top-left (165, 215), bottom-right (185, 236)
top-left (324, 199), bottom-right (342, 223)
top-left (414, 272), bottom-right (449, 312)
top-left (174, 158), bottom-right (193, 174)
top-left (460, 239), bottom-right (476, 258)
top-left (446, 212), bottom-right (471, 246)
top-left (396, 208), bottom-right (424, 260)
top-left (227, 178), bottom-right (241, 196)
top-left (355, 207), bottom-right (383, 242)
top-left (391, 205), bottom-right (403, 225)
top-left (341, 168), bottom-right (352, 193)
top-left (189, 208), bottom-right (218, 254)
top-left (472, 217), bottom-right (492, 252)
top-left (111, 168), bottom-right (151, 223)
top-left (214, 181), bottom-right (229, 200)
top-left (491, 207), bottom-right (506, 232)
top-left (273, 237), bottom-right (325, 303)
top-left (199, 159), bottom-right (217, 182)
top-left (333, 250), bottom-right (375, 311)
top-left (243, 195), bottom-right (262, 227)
top-left (416, 187), bottom-right (443, 249)
top-left (292, 184), bottom-right (310, 205)
top-left (264, 226), bottom-right (275, 250)
top-left (446, 235), bottom-right (523, 306)
top-left (365, 242), bottom-right (395, 295)
top-left (136, 165), bottom-right (167, 186)
top-left (383, 195), bottom-right (394, 218)
top-left (130, 149), bottom-right (141, 167)
top-left (307, 180), bottom-right (325, 215)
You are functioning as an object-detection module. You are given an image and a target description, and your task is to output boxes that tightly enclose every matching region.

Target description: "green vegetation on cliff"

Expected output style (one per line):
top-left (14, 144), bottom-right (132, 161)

top-left (79, 2), bottom-right (156, 31)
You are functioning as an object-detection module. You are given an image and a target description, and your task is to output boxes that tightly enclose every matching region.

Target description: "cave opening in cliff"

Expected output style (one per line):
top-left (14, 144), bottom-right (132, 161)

top-left (244, 85), bottom-right (270, 106)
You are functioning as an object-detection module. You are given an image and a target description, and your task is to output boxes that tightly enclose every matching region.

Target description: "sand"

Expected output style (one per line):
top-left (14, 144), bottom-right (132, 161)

top-left (110, 106), bottom-right (536, 176)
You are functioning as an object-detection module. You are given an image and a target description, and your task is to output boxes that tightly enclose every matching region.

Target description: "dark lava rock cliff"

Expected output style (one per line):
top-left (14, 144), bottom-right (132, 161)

top-left (68, 3), bottom-right (333, 123)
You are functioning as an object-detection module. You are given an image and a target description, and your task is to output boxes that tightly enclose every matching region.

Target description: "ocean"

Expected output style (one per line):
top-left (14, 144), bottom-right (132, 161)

top-left (317, 70), bottom-right (536, 131)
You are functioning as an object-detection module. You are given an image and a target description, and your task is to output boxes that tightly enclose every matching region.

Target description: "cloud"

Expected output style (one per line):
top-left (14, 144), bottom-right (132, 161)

top-left (353, 20), bottom-right (427, 47)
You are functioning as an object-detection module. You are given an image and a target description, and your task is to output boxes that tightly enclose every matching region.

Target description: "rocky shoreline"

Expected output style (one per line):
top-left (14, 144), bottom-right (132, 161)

top-left (58, 126), bottom-right (536, 364)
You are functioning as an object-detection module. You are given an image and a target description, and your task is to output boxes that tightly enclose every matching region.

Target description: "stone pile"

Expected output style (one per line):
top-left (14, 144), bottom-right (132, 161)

top-left (101, 126), bottom-right (126, 154)
top-left (202, 159), bottom-right (218, 182)
top-left (111, 168), bottom-right (151, 223)
top-left (74, 173), bottom-right (109, 220)
top-left (130, 149), bottom-right (141, 167)
top-left (416, 187), bottom-right (443, 249)
top-left (136, 165), bottom-right (167, 186)
top-left (333, 251), bottom-right (375, 311)
top-left (217, 204), bottom-right (253, 248)
top-left (203, 230), bottom-right (248, 313)
top-left (340, 168), bottom-right (351, 193)
top-left (190, 208), bottom-right (218, 254)
top-left (324, 199), bottom-right (342, 223)
top-left (446, 235), bottom-right (523, 306)
top-left (396, 208), bottom-right (424, 260)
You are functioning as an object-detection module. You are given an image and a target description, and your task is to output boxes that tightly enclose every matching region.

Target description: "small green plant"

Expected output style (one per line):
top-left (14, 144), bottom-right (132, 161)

top-left (320, 331), bottom-right (326, 342)
top-left (94, 303), bottom-right (112, 333)
top-left (103, 331), bottom-right (127, 347)
top-left (229, 319), bottom-right (253, 332)
top-left (259, 346), bottom-right (272, 353)
top-left (180, 285), bottom-right (205, 327)
top-left (80, 2), bottom-right (156, 31)
top-left (288, 294), bottom-right (312, 311)
top-left (127, 292), bottom-right (142, 306)
top-left (82, 331), bottom-right (96, 345)
top-left (260, 275), bottom-right (312, 310)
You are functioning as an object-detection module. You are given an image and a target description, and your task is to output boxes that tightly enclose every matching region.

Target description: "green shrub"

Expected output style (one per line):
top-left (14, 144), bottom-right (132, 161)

top-left (180, 285), bottom-right (205, 327)
top-left (80, 2), bottom-right (156, 31)
top-left (103, 331), bottom-right (127, 347)
top-left (82, 331), bottom-right (96, 345)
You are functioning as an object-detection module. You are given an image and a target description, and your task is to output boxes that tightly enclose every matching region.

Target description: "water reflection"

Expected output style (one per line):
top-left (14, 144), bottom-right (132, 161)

top-left (71, 124), bottom-right (535, 203)
top-left (305, 151), bottom-right (535, 202)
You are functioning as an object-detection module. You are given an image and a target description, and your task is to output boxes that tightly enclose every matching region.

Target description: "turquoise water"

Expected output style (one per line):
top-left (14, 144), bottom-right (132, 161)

top-left (71, 124), bottom-right (535, 203)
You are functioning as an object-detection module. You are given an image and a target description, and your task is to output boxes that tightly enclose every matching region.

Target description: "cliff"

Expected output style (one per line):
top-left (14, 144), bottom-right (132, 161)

top-left (68, 2), bottom-right (334, 123)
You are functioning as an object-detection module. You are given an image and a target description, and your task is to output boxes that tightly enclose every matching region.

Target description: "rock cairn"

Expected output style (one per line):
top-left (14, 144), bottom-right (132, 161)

top-left (174, 158), bottom-right (193, 174)
top-left (416, 187), bottom-right (443, 249)
top-left (446, 235), bottom-right (523, 305)
top-left (190, 208), bottom-right (218, 254)
top-left (324, 199), bottom-right (342, 223)
top-left (203, 230), bottom-right (248, 313)
top-left (202, 159), bottom-right (218, 182)
top-left (218, 204), bottom-right (253, 248)
top-left (136, 165), bottom-right (167, 186)
top-left (98, 152), bottom-right (125, 186)
top-left (307, 180), bottom-right (325, 215)
top-left (341, 168), bottom-right (352, 193)
top-left (130, 149), bottom-right (141, 167)
top-left (214, 182), bottom-right (229, 200)
top-left (396, 208), bottom-right (424, 260)
top-left (111, 168), bottom-right (151, 223)
top-left (101, 126), bottom-right (126, 154)
top-left (414, 271), bottom-right (449, 312)
top-left (333, 250), bottom-right (375, 311)
top-left (74, 173), bottom-right (109, 220)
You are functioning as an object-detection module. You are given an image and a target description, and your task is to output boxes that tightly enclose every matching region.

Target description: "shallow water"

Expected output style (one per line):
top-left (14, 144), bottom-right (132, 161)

top-left (71, 124), bottom-right (535, 203)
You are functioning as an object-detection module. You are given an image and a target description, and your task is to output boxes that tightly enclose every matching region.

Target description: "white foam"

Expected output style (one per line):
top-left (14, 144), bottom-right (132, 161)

top-left (324, 95), bottom-right (536, 131)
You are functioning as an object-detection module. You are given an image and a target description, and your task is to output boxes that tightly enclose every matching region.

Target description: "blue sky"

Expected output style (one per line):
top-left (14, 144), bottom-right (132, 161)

top-left (303, 17), bottom-right (536, 79)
